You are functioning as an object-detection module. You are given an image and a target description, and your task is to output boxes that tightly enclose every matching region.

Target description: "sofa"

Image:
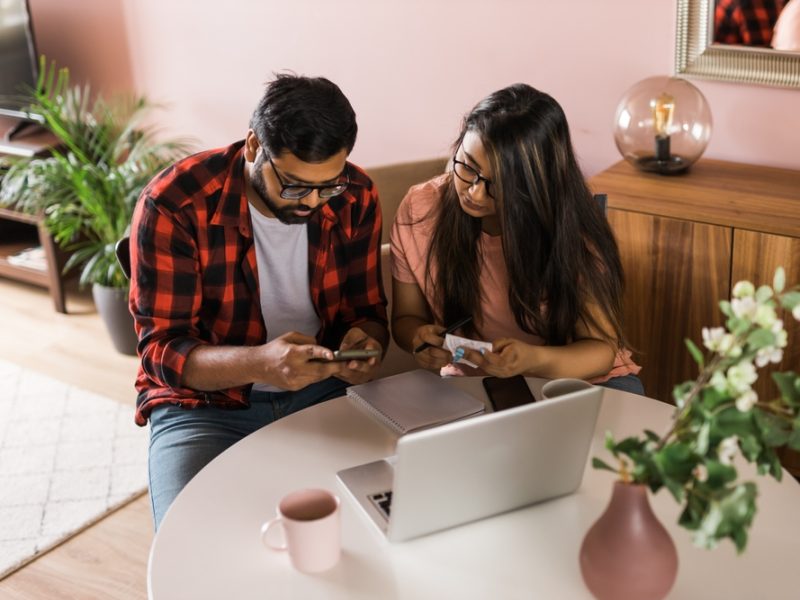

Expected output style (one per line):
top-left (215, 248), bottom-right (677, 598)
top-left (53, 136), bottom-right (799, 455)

top-left (365, 157), bottom-right (448, 378)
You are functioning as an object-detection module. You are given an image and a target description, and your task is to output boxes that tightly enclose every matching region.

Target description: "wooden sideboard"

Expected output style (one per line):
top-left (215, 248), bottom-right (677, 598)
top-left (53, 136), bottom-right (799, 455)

top-left (591, 159), bottom-right (800, 472)
top-left (590, 160), bottom-right (800, 401)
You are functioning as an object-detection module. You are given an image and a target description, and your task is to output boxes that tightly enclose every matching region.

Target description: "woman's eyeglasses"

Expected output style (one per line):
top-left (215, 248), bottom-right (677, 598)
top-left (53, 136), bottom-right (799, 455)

top-left (268, 155), bottom-right (350, 200)
top-left (452, 157), bottom-right (494, 198)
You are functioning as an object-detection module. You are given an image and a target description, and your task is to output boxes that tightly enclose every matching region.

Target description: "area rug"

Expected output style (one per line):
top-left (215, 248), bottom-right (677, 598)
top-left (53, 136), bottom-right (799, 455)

top-left (0, 359), bottom-right (148, 579)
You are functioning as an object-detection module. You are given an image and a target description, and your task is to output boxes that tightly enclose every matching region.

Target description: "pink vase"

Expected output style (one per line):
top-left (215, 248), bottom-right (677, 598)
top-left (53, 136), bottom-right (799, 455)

top-left (580, 481), bottom-right (678, 600)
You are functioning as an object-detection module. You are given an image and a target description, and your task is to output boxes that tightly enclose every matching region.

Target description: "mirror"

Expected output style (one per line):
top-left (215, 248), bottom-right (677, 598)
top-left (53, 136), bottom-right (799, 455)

top-left (675, 0), bottom-right (800, 88)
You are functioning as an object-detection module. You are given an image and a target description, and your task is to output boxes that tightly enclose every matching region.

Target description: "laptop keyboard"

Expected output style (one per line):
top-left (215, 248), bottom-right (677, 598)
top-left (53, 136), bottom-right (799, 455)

top-left (368, 491), bottom-right (393, 518)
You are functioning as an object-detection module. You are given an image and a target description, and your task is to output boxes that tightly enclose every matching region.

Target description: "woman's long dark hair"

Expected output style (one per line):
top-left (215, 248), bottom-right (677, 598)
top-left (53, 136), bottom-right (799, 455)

top-left (427, 83), bottom-right (627, 348)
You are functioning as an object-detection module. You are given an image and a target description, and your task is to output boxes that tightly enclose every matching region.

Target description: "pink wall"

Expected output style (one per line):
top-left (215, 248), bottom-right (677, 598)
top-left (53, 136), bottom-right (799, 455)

top-left (28, 0), bottom-right (800, 177)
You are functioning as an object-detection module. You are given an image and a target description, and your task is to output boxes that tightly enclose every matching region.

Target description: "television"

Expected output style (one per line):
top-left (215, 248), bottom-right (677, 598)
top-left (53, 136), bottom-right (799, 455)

top-left (0, 0), bottom-right (43, 138)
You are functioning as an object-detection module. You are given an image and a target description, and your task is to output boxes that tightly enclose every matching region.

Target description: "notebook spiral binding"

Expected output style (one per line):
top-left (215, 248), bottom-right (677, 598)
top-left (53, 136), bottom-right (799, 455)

top-left (347, 389), bottom-right (405, 434)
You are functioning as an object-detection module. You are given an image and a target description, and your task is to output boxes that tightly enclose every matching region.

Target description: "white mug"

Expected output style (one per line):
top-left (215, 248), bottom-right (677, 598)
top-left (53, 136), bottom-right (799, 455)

top-left (541, 378), bottom-right (594, 400)
top-left (261, 488), bottom-right (341, 573)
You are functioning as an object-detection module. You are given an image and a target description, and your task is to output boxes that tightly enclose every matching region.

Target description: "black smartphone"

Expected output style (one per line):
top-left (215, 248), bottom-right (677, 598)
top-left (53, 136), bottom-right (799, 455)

top-left (482, 375), bottom-right (538, 412)
top-left (310, 348), bottom-right (381, 363)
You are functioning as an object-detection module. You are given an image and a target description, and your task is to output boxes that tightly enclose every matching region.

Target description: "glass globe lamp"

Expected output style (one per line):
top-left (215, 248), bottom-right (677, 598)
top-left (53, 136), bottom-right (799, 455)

top-left (613, 76), bottom-right (712, 175)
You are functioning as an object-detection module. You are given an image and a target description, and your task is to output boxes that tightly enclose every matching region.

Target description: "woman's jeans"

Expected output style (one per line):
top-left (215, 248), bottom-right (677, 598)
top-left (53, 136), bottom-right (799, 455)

top-left (148, 377), bottom-right (348, 531)
top-left (598, 373), bottom-right (645, 396)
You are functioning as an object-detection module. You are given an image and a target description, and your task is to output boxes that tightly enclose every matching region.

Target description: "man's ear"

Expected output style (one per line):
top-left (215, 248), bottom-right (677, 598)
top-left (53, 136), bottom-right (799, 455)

top-left (244, 129), bottom-right (260, 162)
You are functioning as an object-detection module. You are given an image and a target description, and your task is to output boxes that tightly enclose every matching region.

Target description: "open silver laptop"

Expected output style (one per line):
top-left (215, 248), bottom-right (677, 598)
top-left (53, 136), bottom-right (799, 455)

top-left (336, 384), bottom-right (603, 542)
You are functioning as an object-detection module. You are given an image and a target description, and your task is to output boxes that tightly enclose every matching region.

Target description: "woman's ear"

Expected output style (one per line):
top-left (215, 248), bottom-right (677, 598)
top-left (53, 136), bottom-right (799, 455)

top-left (244, 129), bottom-right (260, 163)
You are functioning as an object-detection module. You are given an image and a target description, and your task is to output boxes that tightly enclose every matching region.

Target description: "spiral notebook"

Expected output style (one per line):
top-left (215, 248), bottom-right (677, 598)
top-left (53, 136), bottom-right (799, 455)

top-left (346, 370), bottom-right (485, 435)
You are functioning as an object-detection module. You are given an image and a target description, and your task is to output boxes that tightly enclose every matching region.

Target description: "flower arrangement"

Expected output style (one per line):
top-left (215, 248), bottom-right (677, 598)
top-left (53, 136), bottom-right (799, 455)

top-left (593, 267), bottom-right (800, 551)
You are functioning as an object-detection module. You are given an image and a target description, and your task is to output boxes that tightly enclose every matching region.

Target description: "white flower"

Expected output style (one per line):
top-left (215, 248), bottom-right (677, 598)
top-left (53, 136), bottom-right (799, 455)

top-left (775, 329), bottom-right (788, 349)
top-left (732, 281), bottom-right (755, 298)
top-left (731, 297), bottom-right (758, 320)
top-left (736, 389), bottom-right (758, 412)
top-left (703, 328), bottom-right (742, 357)
top-left (694, 463), bottom-right (708, 482)
top-left (793, 304), bottom-right (800, 321)
top-left (727, 361), bottom-right (758, 394)
top-left (756, 346), bottom-right (783, 367)
top-left (719, 334), bottom-right (743, 358)
top-left (718, 436), bottom-right (739, 466)
top-left (754, 304), bottom-right (778, 329)
top-left (702, 327), bottom-right (726, 351)
top-left (710, 370), bottom-right (729, 393)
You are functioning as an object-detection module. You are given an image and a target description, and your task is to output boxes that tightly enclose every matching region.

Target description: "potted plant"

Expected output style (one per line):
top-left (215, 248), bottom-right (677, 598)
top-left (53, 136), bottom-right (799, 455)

top-left (580, 267), bottom-right (800, 600)
top-left (0, 59), bottom-right (191, 354)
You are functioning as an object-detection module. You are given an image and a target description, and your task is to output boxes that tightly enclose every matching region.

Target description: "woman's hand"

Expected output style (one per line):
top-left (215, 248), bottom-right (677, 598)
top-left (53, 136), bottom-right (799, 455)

top-left (412, 324), bottom-right (453, 371)
top-left (460, 338), bottom-right (537, 378)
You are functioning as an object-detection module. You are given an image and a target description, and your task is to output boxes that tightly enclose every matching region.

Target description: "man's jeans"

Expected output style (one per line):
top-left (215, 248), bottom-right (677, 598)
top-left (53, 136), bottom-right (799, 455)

top-left (147, 377), bottom-right (348, 530)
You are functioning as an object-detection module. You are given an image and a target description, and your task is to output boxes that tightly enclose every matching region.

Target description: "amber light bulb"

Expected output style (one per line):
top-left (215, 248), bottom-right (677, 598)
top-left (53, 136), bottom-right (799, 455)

top-left (651, 92), bottom-right (675, 162)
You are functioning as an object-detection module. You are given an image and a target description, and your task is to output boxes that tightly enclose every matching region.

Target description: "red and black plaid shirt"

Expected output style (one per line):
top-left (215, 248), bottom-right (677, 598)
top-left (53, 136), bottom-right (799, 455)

top-left (714, 0), bottom-right (787, 46)
top-left (129, 141), bottom-right (387, 425)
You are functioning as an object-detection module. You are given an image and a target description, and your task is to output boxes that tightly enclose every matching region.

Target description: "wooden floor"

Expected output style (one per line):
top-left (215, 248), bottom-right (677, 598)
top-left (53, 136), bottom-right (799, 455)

top-left (0, 277), bottom-right (151, 599)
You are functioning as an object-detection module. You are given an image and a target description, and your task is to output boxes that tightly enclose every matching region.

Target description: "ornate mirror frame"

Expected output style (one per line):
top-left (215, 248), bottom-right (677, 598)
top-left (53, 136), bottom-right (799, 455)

top-left (675, 0), bottom-right (800, 88)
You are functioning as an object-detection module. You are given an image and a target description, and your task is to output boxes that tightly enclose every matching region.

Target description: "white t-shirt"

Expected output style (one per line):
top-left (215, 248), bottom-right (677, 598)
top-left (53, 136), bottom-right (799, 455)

top-left (249, 207), bottom-right (321, 392)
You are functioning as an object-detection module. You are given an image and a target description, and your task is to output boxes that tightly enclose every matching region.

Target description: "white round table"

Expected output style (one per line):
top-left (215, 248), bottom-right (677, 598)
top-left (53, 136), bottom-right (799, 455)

top-left (148, 378), bottom-right (800, 599)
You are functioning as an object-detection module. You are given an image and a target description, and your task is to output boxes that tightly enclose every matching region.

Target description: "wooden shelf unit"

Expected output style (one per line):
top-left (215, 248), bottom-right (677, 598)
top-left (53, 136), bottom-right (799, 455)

top-left (0, 117), bottom-right (68, 313)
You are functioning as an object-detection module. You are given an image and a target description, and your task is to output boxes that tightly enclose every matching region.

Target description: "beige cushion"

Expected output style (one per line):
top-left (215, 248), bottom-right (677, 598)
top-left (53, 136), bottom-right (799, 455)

top-left (366, 157), bottom-right (448, 378)
top-left (368, 157), bottom-right (448, 246)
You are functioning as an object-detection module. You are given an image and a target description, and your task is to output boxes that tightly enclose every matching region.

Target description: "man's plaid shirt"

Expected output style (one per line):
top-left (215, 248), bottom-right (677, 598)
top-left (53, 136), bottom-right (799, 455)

top-left (129, 141), bottom-right (387, 425)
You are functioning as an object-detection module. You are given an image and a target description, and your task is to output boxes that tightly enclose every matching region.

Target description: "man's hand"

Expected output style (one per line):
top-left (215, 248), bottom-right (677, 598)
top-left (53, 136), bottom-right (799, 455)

top-left (333, 327), bottom-right (384, 385)
top-left (256, 331), bottom-right (345, 390)
top-left (411, 324), bottom-right (452, 371)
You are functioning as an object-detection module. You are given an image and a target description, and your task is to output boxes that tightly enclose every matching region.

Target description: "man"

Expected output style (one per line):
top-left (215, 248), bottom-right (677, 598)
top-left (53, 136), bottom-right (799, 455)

top-left (129, 74), bottom-right (388, 529)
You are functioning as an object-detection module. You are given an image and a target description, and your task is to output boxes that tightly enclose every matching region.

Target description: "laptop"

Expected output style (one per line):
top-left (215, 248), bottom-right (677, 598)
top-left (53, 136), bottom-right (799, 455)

top-left (336, 383), bottom-right (603, 542)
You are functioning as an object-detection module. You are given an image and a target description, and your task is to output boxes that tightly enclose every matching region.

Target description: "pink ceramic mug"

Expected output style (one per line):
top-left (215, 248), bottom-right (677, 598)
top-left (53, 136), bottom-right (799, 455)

top-left (261, 488), bottom-right (341, 573)
top-left (541, 378), bottom-right (594, 400)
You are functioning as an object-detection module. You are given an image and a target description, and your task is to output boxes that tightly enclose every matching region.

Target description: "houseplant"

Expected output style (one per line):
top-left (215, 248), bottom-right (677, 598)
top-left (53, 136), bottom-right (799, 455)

top-left (582, 267), bottom-right (800, 598)
top-left (0, 58), bottom-right (191, 354)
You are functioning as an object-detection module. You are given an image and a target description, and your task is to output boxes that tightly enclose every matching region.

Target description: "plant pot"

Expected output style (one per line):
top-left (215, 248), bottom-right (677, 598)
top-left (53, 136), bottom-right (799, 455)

top-left (92, 283), bottom-right (138, 356)
top-left (579, 481), bottom-right (678, 600)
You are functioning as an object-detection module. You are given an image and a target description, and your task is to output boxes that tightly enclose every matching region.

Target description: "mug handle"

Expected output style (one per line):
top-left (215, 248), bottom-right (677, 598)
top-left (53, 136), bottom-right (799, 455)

top-left (261, 517), bottom-right (288, 551)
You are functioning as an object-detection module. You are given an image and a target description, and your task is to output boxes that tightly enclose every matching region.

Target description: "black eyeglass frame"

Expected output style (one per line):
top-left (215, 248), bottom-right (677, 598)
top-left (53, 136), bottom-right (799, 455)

top-left (267, 155), bottom-right (350, 200)
top-left (452, 156), bottom-right (494, 198)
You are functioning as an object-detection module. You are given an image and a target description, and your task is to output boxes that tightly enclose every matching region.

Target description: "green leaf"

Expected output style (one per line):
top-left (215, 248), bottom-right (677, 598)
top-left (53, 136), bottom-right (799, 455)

top-left (755, 285), bottom-right (773, 303)
top-left (746, 328), bottom-right (774, 350)
top-left (719, 300), bottom-right (733, 318)
top-left (604, 430), bottom-right (617, 453)
top-left (695, 421), bottom-right (710, 455)
top-left (705, 459), bottom-right (737, 486)
top-left (591, 458), bottom-right (618, 473)
top-left (753, 409), bottom-right (791, 447)
top-left (788, 428), bottom-right (800, 451)
top-left (612, 436), bottom-right (647, 455)
top-left (685, 338), bottom-right (705, 369)
top-left (781, 291), bottom-right (800, 311)
top-left (772, 372), bottom-right (800, 406)
top-left (712, 406), bottom-right (757, 439)
top-left (773, 267), bottom-right (786, 294)
top-left (692, 483), bottom-right (757, 552)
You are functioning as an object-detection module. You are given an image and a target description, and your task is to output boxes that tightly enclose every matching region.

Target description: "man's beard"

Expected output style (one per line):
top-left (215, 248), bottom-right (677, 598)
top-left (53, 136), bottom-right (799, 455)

top-left (250, 154), bottom-right (319, 225)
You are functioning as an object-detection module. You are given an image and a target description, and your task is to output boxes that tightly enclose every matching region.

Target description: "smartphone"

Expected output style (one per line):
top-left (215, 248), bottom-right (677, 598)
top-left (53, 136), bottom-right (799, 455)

top-left (482, 375), bottom-right (538, 412)
top-left (310, 348), bottom-right (381, 363)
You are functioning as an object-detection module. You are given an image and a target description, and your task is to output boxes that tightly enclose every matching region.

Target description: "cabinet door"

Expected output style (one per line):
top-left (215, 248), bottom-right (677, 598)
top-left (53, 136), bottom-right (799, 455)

top-left (732, 230), bottom-right (800, 476)
top-left (608, 209), bottom-right (732, 403)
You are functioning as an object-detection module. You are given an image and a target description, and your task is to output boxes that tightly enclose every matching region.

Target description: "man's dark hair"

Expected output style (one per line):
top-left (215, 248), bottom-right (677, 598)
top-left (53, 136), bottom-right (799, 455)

top-left (250, 73), bottom-right (357, 162)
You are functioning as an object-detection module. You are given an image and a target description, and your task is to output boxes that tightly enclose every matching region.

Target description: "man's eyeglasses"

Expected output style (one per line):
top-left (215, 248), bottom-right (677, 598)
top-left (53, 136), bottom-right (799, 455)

top-left (267, 155), bottom-right (350, 200)
top-left (452, 157), bottom-right (494, 198)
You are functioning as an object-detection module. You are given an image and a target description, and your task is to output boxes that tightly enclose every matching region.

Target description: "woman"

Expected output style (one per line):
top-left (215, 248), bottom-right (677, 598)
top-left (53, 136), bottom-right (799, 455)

top-left (390, 84), bottom-right (643, 393)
